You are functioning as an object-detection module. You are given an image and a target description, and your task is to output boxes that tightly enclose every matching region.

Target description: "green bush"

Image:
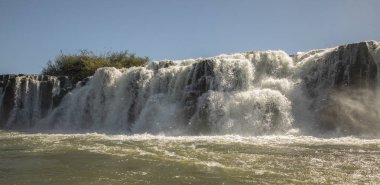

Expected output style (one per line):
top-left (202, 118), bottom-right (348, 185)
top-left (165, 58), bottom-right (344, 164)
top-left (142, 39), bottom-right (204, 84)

top-left (42, 50), bottom-right (149, 83)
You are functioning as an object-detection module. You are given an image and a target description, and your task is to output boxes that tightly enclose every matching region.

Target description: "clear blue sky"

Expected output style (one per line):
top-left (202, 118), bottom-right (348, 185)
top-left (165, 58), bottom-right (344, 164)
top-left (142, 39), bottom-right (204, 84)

top-left (1, 0), bottom-right (380, 74)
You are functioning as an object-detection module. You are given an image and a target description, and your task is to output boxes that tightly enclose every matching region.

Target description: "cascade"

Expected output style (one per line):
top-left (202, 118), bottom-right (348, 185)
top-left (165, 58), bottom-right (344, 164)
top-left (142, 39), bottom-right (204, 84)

top-left (0, 75), bottom-right (71, 129)
top-left (0, 41), bottom-right (379, 135)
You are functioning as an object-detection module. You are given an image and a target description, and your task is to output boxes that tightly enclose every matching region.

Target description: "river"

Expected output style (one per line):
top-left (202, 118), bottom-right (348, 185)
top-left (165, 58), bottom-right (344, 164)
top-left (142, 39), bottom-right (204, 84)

top-left (1, 131), bottom-right (379, 185)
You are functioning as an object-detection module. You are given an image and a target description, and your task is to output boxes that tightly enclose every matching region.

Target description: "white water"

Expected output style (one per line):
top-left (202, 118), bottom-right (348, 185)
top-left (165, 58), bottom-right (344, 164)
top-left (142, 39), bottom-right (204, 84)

top-left (37, 50), bottom-right (297, 134)
top-left (0, 131), bottom-right (379, 184)
top-left (1, 41), bottom-right (380, 136)
top-left (2, 76), bottom-right (59, 128)
top-left (34, 41), bottom-right (379, 135)
top-left (1, 42), bottom-right (380, 184)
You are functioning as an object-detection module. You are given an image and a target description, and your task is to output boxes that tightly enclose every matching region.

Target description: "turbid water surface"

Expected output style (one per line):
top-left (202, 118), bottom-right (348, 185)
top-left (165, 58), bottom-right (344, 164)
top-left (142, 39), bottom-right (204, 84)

top-left (0, 131), bottom-right (379, 185)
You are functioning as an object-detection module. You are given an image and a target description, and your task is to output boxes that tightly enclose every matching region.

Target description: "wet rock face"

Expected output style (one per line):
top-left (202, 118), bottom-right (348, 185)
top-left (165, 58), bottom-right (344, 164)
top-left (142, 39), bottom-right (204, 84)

top-left (186, 60), bottom-right (215, 94)
top-left (302, 42), bottom-right (379, 134)
top-left (53, 76), bottom-right (73, 108)
top-left (304, 42), bottom-right (377, 94)
top-left (0, 75), bottom-right (72, 129)
top-left (0, 75), bottom-right (16, 128)
top-left (183, 60), bottom-right (215, 123)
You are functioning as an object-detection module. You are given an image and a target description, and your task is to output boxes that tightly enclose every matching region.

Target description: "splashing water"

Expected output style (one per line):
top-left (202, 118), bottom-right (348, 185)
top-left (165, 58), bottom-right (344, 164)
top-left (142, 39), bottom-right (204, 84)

top-left (0, 41), bottom-right (380, 184)
top-left (0, 41), bottom-right (379, 136)
top-left (0, 131), bottom-right (379, 185)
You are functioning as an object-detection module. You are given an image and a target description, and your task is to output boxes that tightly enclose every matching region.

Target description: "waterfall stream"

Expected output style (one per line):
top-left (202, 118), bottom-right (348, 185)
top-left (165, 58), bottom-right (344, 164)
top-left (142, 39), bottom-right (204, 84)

top-left (1, 41), bottom-right (379, 136)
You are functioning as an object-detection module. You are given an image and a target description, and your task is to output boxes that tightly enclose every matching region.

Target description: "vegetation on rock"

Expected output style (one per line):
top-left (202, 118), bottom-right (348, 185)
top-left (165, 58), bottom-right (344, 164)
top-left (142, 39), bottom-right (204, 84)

top-left (42, 50), bottom-right (149, 83)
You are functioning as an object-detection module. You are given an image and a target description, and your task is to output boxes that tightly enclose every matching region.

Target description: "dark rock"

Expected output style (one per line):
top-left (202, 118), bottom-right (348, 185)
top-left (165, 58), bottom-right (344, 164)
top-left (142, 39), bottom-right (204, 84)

top-left (0, 74), bottom-right (74, 129)
top-left (302, 41), bottom-right (379, 134)
top-left (182, 60), bottom-right (215, 124)
top-left (0, 77), bottom-right (16, 128)
top-left (52, 76), bottom-right (73, 108)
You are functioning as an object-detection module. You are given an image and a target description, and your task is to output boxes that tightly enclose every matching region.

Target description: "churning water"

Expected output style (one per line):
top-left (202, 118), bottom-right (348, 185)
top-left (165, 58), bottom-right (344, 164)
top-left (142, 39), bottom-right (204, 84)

top-left (0, 131), bottom-right (379, 185)
top-left (1, 41), bottom-right (380, 184)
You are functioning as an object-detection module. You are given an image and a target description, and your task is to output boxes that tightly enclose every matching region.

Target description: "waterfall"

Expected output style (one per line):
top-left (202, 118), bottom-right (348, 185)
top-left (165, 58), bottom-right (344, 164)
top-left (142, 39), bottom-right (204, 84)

top-left (0, 75), bottom-right (71, 129)
top-left (1, 41), bottom-right (379, 135)
top-left (36, 50), bottom-right (297, 135)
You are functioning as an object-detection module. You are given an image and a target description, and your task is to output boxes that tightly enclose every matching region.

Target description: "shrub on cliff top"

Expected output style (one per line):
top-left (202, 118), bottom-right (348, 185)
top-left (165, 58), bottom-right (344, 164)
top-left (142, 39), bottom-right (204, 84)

top-left (42, 50), bottom-right (149, 83)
